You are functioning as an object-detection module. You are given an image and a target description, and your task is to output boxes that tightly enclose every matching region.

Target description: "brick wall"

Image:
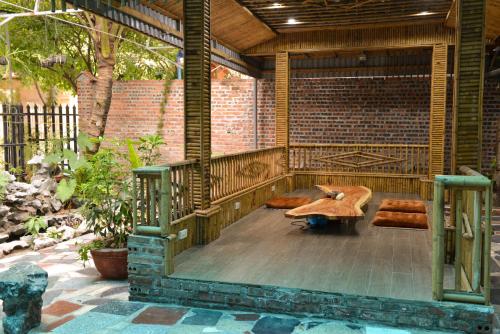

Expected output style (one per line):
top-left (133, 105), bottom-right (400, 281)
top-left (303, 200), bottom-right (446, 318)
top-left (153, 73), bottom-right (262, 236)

top-left (77, 73), bottom-right (499, 172)
top-left (77, 73), bottom-right (256, 162)
top-left (258, 77), bottom-right (499, 173)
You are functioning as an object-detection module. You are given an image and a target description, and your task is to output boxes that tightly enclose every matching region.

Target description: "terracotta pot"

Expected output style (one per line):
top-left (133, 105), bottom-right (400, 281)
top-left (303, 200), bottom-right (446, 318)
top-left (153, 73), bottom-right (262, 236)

top-left (90, 248), bottom-right (128, 280)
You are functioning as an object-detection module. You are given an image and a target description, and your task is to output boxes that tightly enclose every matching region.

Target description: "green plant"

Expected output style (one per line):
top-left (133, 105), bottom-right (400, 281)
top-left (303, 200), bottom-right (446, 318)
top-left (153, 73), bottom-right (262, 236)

top-left (24, 216), bottom-right (47, 237)
top-left (137, 134), bottom-right (165, 166)
top-left (77, 148), bottom-right (132, 250)
top-left (47, 228), bottom-right (63, 240)
top-left (0, 172), bottom-right (9, 203)
top-left (77, 239), bottom-right (105, 267)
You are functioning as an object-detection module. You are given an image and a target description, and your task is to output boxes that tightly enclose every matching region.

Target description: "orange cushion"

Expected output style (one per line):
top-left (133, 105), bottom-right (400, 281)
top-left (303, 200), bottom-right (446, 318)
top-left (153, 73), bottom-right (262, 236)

top-left (265, 197), bottom-right (312, 209)
top-left (372, 211), bottom-right (428, 229)
top-left (379, 199), bottom-right (426, 214)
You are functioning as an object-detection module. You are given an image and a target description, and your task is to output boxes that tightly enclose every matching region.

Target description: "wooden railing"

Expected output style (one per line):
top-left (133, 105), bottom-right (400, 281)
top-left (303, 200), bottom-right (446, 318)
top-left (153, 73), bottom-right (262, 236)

top-left (132, 160), bottom-right (197, 236)
top-left (210, 147), bottom-right (286, 201)
top-left (289, 144), bottom-right (429, 176)
top-left (432, 167), bottom-right (492, 305)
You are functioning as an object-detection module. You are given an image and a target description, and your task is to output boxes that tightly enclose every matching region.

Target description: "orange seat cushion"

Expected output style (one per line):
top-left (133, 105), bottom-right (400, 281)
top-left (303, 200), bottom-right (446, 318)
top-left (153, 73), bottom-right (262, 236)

top-left (265, 197), bottom-right (312, 209)
top-left (379, 199), bottom-right (427, 214)
top-left (372, 211), bottom-right (428, 229)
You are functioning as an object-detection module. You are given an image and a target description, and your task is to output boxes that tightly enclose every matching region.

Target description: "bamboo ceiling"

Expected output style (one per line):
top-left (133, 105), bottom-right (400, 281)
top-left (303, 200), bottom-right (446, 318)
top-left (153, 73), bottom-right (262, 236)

top-left (446, 0), bottom-right (500, 40)
top-left (235, 0), bottom-right (452, 32)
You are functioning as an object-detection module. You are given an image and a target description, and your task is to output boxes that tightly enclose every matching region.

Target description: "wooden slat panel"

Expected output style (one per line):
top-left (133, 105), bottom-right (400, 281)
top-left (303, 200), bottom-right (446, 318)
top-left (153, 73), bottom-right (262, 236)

top-left (245, 24), bottom-right (455, 56)
top-left (275, 52), bottom-right (290, 172)
top-left (184, 0), bottom-right (211, 210)
top-left (429, 44), bottom-right (448, 178)
top-left (451, 0), bottom-right (486, 172)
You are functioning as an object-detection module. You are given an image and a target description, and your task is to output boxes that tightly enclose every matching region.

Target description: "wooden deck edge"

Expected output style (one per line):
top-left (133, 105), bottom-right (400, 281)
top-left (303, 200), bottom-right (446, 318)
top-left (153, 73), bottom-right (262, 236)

top-left (128, 272), bottom-right (494, 334)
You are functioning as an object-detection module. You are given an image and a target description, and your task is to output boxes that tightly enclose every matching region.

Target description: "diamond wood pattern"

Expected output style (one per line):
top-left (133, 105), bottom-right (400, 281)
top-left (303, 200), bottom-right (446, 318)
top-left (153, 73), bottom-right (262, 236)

top-left (275, 52), bottom-right (290, 172)
top-left (184, 0), bottom-right (211, 210)
top-left (451, 0), bottom-right (486, 172)
top-left (429, 44), bottom-right (448, 178)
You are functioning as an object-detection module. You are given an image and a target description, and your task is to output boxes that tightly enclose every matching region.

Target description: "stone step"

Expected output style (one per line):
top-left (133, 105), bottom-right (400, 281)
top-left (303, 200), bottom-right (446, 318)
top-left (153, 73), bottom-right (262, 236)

top-left (130, 275), bottom-right (495, 334)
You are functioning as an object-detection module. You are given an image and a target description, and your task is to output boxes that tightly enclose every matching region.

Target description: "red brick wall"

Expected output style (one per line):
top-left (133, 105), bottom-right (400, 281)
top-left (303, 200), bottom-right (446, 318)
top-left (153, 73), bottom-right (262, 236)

top-left (77, 73), bottom-right (256, 162)
top-left (77, 73), bottom-right (499, 173)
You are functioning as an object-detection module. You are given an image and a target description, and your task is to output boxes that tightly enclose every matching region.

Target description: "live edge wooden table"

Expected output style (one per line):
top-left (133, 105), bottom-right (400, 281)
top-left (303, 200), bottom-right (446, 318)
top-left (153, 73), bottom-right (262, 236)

top-left (285, 185), bottom-right (372, 229)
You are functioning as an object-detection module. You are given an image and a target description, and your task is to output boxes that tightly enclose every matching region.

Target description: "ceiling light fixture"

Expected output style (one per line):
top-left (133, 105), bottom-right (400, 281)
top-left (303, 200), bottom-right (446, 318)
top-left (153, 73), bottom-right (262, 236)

top-left (266, 3), bottom-right (285, 9)
top-left (287, 18), bottom-right (299, 24)
top-left (413, 11), bottom-right (435, 16)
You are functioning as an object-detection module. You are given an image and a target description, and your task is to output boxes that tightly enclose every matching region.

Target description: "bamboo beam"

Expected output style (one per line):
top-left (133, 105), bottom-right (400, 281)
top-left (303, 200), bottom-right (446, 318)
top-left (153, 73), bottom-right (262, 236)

top-left (275, 52), bottom-right (290, 173)
top-left (451, 0), bottom-right (487, 173)
top-left (432, 179), bottom-right (445, 301)
top-left (184, 0), bottom-right (211, 210)
top-left (429, 44), bottom-right (448, 179)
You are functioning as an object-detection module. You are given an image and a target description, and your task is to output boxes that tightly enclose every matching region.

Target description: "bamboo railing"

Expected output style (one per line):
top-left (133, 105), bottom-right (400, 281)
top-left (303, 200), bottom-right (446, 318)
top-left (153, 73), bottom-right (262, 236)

top-left (210, 147), bottom-right (286, 201)
top-left (289, 143), bottom-right (429, 176)
top-left (432, 167), bottom-right (492, 305)
top-left (132, 159), bottom-right (197, 236)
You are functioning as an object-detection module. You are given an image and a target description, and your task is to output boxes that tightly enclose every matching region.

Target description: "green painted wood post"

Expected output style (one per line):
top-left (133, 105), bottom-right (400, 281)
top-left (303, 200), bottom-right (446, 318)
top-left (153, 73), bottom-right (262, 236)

top-left (132, 172), bottom-right (138, 234)
top-left (160, 168), bottom-right (172, 237)
top-left (149, 178), bottom-right (156, 226)
top-left (472, 190), bottom-right (482, 292)
top-left (432, 179), bottom-right (445, 300)
top-left (455, 190), bottom-right (463, 290)
top-left (483, 183), bottom-right (492, 304)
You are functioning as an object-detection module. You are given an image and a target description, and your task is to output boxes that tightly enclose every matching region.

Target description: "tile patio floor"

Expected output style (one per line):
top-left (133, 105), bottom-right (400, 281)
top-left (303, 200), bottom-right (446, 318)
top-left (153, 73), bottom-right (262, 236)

top-left (0, 232), bottom-right (495, 333)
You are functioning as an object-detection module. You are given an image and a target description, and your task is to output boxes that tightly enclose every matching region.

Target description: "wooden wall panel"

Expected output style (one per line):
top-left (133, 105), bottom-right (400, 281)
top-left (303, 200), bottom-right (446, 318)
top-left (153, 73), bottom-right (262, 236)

top-left (184, 0), bottom-right (211, 210)
top-left (429, 44), bottom-right (448, 178)
top-left (275, 52), bottom-right (290, 171)
top-left (451, 0), bottom-right (486, 172)
top-left (244, 24), bottom-right (455, 56)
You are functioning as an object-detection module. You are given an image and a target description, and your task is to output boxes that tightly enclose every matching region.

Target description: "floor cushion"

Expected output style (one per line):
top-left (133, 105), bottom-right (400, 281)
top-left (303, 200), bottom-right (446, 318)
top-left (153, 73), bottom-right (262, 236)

top-left (372, 211), bottom-right (428, 229)
top-left (265, 197), bottom-right (312, 209)
top-left (379, 199), bottom-right (427, 214)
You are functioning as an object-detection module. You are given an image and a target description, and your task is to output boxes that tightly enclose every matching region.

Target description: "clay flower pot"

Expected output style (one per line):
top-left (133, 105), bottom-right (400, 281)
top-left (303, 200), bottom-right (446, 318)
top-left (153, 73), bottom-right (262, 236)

top-left (90, 248), bottom-right (128, 280)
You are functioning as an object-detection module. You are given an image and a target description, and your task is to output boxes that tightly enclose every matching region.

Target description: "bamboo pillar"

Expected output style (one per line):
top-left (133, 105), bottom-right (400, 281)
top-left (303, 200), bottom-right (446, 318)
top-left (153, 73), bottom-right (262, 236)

top-left (451, 0), bottom-right (486, 173)
top-left (429, 44), bottom-right (448, 179)
top-left (275, 51), bottom-right (290, 173)
top-left (184, 0), bottom-right (211, 210)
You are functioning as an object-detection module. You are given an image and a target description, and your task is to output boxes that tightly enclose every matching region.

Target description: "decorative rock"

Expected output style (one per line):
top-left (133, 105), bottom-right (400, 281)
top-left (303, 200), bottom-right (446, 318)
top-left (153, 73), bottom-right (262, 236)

top-left (50, 198), bottom-right (62, 212)
top-left (0, 262), bottom-right (48, 334)
top-left (27, 154), bottom-right (44, 165)
top-left (0, 240), bottom-right (30, 255)
top-left (0, 233), bottom-right (9, 243)
top-left (58, 225), bottom-right (76, 241)
top-left (33, 236), bottom-right (57, 251)
top-left (0, 205), bottom-right (10, 217)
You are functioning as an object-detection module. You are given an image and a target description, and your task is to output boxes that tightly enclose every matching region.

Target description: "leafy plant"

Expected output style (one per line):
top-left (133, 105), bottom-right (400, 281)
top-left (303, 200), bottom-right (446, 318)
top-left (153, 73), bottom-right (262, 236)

top-left (77, 239), bottom-right (105, 267)
top-left (77, 148), bottom-right (132, 250)
top-left (137, 134), bottom-right (165, 166)
top-left (47, 228), bottom-right (63, 240)
top-left (24, 216), bottom-right (47, 237)
top-left (0, 172), bottom-right (10, 203)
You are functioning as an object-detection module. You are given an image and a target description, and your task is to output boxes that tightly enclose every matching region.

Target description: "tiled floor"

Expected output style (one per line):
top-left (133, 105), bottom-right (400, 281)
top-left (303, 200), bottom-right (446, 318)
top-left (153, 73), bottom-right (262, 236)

top-left (0, 232), bottom-right (459, 333)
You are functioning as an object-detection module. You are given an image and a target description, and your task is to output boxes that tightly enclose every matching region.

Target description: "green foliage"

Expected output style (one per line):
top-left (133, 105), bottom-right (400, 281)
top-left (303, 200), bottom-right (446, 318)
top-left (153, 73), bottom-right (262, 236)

top-left (77, 149), bottom-right (132, 249)
top-left (137, 134), bottom-right (165, 166)
top-left (47, 228), bottom-right (63, 240)
top-left (24, 216), bottom-right (47, 237)
top-left (56, 178), bottom-right (76, 202)
top-left (126, 139), bottom-right (142, 169)
top-left (77, 239), bottom-right (105, 267)
top-left (0, 1), bottom-right (177, 101)
top-left (0, 172), bottom-right (9, 202)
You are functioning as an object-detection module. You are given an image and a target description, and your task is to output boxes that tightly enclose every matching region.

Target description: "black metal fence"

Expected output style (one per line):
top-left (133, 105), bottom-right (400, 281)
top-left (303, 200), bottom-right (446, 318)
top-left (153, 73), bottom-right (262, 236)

top-left (0, 104), bottom-right (78, 176)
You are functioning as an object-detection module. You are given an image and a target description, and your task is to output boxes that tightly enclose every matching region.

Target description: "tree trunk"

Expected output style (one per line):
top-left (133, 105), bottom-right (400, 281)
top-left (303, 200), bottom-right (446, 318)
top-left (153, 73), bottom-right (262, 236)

top-left (81, 14), bottom-right (124, 154)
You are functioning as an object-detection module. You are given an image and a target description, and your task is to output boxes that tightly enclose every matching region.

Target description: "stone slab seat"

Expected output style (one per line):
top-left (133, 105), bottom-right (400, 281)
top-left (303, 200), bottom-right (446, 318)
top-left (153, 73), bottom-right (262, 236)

top-left (0, 262), bottom-right (48, 334)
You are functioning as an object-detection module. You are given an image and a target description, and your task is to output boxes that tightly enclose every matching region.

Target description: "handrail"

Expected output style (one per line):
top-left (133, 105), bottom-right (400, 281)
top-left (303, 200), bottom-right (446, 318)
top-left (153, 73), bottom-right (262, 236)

top-left (432, 166), bottom-right (492, 305)
top-left (291, 143), bottom-right (428, 148)
top-left (211, 146), bottom-right (285, 161)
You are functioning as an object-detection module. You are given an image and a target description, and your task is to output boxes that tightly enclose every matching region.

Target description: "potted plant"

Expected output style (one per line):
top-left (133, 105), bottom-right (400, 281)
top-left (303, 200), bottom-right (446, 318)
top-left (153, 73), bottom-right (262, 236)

top-left (76, 149), bottom-right (132, 279)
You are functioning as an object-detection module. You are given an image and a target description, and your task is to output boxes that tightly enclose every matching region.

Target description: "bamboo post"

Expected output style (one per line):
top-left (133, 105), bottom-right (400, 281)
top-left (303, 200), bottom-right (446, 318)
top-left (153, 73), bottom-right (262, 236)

top-left (483, 183), bottom-right (492, 304)
top-left (472, 190), bottom-right (482, 292)
top-left (432, 179), bottom-right (445, 300)
top-left (132, 172), bottom-right (138, 234)
top-left (454, 190), bottom-right (463, 290)
top-left (160, 168), bottom-right (172, 237)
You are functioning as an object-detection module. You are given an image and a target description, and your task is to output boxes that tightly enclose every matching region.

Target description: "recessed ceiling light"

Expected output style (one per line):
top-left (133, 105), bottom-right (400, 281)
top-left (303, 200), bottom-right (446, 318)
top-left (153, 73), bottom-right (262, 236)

top-left (266, 3), bottom-right (284, 9)
top-left (287, 18), bottom-right (299, 24)
top-left (413, 11), bottom-right (435, 16)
